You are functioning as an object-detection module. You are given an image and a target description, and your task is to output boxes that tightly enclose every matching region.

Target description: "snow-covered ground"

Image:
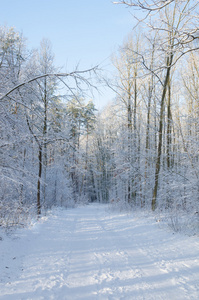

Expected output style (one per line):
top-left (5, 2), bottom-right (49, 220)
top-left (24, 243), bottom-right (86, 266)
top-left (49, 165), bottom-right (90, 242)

top-left (0, 203), bottom-right (199, 300)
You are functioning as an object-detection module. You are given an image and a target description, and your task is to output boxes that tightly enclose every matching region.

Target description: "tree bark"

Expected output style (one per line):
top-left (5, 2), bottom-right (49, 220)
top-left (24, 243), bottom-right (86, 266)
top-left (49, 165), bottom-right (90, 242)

top-left (37, 146), bottom-right (42, 216)
top-left (152, 54), bottom-right (173, 211)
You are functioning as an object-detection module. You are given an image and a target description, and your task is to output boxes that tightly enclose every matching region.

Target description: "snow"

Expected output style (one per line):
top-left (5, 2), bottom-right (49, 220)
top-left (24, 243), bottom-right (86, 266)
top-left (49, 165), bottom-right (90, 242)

top-left (0, 203), bottom-right (199, 300)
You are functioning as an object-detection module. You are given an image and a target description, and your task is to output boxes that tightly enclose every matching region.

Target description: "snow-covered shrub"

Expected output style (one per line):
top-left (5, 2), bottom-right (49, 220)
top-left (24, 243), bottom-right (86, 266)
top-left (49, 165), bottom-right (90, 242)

top-left (0, 199), bottom-right (34, 228)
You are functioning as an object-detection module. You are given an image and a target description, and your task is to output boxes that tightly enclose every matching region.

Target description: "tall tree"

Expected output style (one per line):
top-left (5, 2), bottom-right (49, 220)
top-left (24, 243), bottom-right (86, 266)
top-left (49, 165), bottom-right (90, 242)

top-left (111, 32), bottom-right (143, 204)
top-left (115, 0), bottom-right (199, 210)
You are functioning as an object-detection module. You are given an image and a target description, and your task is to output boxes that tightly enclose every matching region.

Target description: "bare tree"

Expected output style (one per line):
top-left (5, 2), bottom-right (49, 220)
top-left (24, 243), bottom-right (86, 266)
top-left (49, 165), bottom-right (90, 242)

top-left (114, 0), bottom-right (199, 210)
top-left (110, 32), bottom-right (143, 204)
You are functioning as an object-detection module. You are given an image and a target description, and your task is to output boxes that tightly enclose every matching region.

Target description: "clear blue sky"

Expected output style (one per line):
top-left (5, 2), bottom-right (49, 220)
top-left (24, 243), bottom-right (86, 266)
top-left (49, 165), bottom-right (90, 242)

top-left (0, 0), bottom-right (135, 109)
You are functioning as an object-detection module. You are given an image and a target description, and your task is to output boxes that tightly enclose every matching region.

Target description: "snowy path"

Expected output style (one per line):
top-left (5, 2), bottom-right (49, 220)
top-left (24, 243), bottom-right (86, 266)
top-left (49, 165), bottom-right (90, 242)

top-left (0, 204), bottom-right (199, 299)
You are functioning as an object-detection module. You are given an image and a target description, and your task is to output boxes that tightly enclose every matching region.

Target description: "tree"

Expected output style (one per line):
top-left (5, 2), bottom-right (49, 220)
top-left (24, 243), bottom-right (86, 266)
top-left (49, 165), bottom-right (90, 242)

top-left (109, 32), bottom-right (144, 204)
top-left (65, 97), bottom-right (96, 201)
top-left (0, 26), bottom-right (29, 225)
top-left (1, 29), bottom-right (98, 217)
top-left (114, 0), bottom-right (199, 210)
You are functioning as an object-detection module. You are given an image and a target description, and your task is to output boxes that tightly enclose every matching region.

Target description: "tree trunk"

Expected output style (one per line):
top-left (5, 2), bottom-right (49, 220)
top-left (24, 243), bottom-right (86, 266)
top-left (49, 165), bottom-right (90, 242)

top-left (43, 77), bottom-right (47, 209)
top-left (37, 146), bottom-right (42, 215)
top-left (167, 76), bottom-right (172, 169)
top-left (127, 80), bottom-right (132, 204)
top-left (152, 54), bottom-right (173, 211)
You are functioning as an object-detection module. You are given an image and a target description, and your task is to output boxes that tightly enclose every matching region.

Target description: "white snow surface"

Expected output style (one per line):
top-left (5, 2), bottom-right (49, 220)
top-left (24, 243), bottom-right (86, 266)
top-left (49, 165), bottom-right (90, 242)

top-left (0, 203), bottom-right (199, 300)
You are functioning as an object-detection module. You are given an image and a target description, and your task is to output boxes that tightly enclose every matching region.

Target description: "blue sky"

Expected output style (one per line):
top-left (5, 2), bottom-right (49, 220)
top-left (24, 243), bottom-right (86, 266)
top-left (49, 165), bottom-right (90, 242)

top-left (0, 0), bottom-right (135, 109)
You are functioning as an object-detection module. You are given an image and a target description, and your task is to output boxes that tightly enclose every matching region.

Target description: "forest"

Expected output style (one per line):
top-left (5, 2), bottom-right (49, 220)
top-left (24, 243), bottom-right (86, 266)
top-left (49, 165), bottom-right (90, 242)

top-left (1, 0), bottom-right (199, 231)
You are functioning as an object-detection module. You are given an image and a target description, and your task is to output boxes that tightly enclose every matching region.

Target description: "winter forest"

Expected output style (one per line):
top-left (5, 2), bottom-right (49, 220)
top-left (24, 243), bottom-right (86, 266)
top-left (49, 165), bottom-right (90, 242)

top-left (1, 0), bottom-right (199, 230)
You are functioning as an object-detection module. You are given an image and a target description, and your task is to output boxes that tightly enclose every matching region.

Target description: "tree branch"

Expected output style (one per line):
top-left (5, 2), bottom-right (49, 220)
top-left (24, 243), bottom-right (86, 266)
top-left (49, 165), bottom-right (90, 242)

top-left (0, 67), bottom-right (98, 102)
